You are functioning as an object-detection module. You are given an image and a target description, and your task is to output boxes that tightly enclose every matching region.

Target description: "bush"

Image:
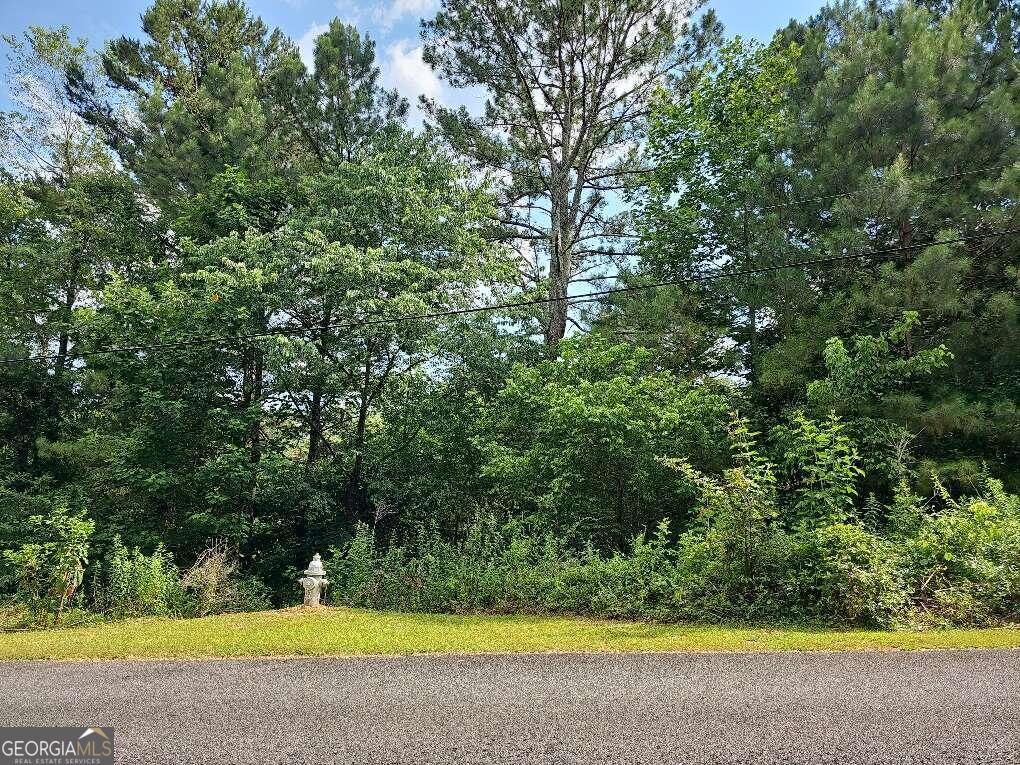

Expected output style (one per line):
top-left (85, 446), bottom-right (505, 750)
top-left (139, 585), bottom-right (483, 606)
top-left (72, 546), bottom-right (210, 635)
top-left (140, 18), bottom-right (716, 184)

top-left (0, 506), bottom-right (94, 626)
top-left (180, 541), bottom-right (272, 616)
top-left (89, 538), bottom-right (272, 619)
top-left (773, 411), bottom-right (864, 528)
top-left (900, 478), bottom-right (1020, 624)
top-left (329, 523), bottom-right (383, 608)
top-left (661, 416), bottom-right (794, 621)
top-left (322, 419), bottom-right (1020, 629)
top-left (788, 524), bottom-right (907, 626)
top-left (94, 537), bottom-right (184, 618)
top-left (327, 515), bottom-right (769, 624)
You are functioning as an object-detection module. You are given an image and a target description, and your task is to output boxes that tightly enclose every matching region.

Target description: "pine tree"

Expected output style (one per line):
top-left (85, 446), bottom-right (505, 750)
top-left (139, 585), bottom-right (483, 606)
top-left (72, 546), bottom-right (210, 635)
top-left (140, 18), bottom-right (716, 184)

top-left (421, 0), bottom-right (721, 345)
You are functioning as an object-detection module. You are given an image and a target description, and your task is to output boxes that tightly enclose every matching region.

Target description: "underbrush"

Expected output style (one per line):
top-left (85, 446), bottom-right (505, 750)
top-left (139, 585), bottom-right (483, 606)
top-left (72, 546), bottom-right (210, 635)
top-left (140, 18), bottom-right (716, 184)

top-left (326, 474), bottom-right (1020, 629)
top-left (1, 534), bottom-right (271, 630)
top-left (4, 411), bottom-right (1017, 631)
top-left (0, 600), bottom-right (102, 631)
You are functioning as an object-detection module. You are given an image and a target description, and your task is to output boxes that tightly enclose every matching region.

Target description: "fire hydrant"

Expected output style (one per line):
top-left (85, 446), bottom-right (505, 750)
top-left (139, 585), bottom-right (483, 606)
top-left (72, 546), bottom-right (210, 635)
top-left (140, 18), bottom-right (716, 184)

top-left (299, 553), bottom-right (329, 607)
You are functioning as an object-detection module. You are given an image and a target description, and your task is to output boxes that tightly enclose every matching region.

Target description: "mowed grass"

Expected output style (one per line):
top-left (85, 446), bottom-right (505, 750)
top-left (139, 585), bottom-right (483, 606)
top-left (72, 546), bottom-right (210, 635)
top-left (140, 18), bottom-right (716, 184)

top-left (1, 607), bottom-right (1019, 661)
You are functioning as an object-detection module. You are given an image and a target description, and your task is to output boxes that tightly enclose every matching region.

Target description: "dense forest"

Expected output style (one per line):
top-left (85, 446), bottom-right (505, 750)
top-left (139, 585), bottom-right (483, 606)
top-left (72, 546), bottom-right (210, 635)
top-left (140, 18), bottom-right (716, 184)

top-left (1, 0), bottom-right (1018, 628)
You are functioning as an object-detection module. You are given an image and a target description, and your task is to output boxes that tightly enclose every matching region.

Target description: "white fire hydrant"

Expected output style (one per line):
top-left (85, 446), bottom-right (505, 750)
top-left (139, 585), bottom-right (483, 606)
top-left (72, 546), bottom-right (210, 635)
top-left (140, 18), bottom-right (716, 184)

top-left (299, 553), bottom-right (329, 607)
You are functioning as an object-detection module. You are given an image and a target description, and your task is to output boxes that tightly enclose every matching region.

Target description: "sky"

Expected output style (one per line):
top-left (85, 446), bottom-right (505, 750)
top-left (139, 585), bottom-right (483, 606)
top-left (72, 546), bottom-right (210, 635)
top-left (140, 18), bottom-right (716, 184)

top-left (0, 0), bottom-right (828, 118)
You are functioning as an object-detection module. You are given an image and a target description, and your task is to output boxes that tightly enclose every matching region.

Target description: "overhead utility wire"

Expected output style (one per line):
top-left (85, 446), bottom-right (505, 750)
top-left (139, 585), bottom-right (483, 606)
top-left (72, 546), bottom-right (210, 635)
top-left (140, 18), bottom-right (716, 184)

top-left (571, 162), bottom-right (1016, 284)
top-left (7, 161), bottom-right (1013, 318)
top-left (2, 229), bottom-right (1016, 366)
top-left (757, 163), bottom-right (1013, 212)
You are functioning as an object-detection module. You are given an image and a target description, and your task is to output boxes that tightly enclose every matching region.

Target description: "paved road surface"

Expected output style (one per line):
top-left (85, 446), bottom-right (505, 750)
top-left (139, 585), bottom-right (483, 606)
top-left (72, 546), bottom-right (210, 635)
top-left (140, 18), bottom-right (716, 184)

top-left (2, 649), bottom-right (1018, 764)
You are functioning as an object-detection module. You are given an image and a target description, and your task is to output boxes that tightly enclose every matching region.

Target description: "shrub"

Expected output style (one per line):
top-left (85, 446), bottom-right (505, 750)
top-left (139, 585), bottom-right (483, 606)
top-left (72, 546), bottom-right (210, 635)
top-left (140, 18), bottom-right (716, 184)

top-left (328, 514), bottom-right (763, 623)
top-left (94, 537), bottom-right (184, 617)
top-left (900, 478), bottom-right (1020, 624)
top-left (773, 411), bottom-right (864, 528)
top-left (1, 507), bottom-right (94, 625)
top-left (591, 521), bottom-right (679, 619)
top-left (91, 538), bottom-right (272, 619)
top-left (788, 523), bottom-right (907, 626)
top-left (329, 523), bottom-right (380, 608)
top-left (326, 414), bottom-right (963, 627)
top-left (662, 416), bottom-right (791, 619)
top-left (180, 541), bottom-right (271, 616)
top-left (323, 478), bottom-right (1020, 627)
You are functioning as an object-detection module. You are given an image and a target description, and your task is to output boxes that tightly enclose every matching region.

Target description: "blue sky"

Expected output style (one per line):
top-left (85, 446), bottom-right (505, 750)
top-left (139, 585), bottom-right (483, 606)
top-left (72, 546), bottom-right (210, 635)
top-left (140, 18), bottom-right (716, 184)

top-left (1, 0), bottom-right (827, 117)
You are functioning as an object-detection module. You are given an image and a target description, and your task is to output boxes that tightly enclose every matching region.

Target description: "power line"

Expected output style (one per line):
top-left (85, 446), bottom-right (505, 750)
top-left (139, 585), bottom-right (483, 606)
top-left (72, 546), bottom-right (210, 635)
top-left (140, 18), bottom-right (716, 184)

top-left (7, 161), bottom-right (1012, 321)
top-left (2, 229), bottom-right (1015, 366)
top-left (757, 163), bottom-right (1013, 212)
top-left (581, 161), bottom-right (1011, 206)
top-left (570, 163), bottom-right (1015, 283)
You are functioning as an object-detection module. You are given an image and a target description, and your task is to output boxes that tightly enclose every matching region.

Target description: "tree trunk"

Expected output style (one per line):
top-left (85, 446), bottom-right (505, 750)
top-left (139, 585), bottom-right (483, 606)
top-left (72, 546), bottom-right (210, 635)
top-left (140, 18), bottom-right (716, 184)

top-left (307, 388), bottom-right (323, 464)
top-left (53, 282), bottom-right (75, 376)
top-left (742, 199), bottom-right (757, 383)
top-left (544, 175), bottom-right (572, 346)
top-left (240, 334), bottom-right (265, 524)
top-left (248, 346), bottom-right (264, 465)
top-left (307, 300), bottom-right (333, 464)
top-left (344, 348), bottom-right (373, 520)
top-left (545, 270), bottom-right (569, 345)
top-left (748, 304), bottom-right (758, 382)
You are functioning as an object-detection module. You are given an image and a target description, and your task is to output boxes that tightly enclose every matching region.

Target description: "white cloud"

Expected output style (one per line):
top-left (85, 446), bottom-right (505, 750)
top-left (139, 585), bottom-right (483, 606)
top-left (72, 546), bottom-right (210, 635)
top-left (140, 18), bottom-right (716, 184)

top-left (384, 39), bottom-right (443, 119)
top-left (334, 1), bottom-right (365, 25)
top-left (385, 0), bottom-right (436, 23)
top-left (297, 22), bottom-right (330, 69)
top-left (294, 24), bottom-right (485, 127)
top-left (365, 0), bottom-right (437, 30)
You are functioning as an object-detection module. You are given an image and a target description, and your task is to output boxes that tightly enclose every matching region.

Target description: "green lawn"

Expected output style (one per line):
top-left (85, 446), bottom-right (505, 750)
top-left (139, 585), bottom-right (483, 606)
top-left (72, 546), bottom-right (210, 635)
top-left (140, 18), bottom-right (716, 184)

top-left (1, 608), bottom-right (1018, 660)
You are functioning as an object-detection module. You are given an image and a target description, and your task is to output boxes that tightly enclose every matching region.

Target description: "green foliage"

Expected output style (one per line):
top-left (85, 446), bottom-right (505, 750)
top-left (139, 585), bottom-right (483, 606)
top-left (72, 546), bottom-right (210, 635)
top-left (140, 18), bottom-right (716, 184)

top-left (642, 0), bottom-right (1019, 485)
top-left (774, 411), bottom-right (864, 527)
top-left (899, 478), bottom-right (1020, 624)
top-left (328, 473), bottom-right (1020, 627)
top-left (634, 36), bottom-right (802, 379)
top-left (94, 537), bottom-right (184, 618)
top-left (663, 416), bottom-right (781, 612)
top-left (1, 0), bottom-right (1017, 633)
top-left (479, 337), bottom-right (732, 548)
top-left (765, 0), bottom-right (1019, 479)
top-left (1, 506), bottom-right (94, 625)
top-left (787, 524), bottom-right (906, 626)
top-left (89, 538), bottom-right (270, 618)
top-left (329, 523), bottom-right (377, 608)
top-left (69, 0), bottom-right (292, 217)
top-left (807, 312), bottom-right (953, 417)
top-left (327, 516), bottom-right (684, 619)
top-left (269, 19), bottom-right (407, 164)
top-left (1, 25), bottom-right (112, 178)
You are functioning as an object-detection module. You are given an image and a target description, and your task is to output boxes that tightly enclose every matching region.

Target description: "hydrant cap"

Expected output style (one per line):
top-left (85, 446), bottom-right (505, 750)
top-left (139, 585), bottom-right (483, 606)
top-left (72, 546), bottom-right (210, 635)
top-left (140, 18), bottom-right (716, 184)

top-left (304, 553), bottom-right (325, 577)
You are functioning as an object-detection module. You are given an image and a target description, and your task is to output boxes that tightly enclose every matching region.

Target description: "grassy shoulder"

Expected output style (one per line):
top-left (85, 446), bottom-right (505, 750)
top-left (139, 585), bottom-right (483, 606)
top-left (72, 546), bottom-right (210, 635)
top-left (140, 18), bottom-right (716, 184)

top-left (0, 607), bottom-right (1018, 661)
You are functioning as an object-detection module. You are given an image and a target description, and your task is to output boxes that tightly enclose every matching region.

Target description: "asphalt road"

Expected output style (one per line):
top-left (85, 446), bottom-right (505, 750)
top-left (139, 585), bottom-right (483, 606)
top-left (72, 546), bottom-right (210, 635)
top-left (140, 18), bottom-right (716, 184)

top-left (1, 649), bottom-right (1018, 764)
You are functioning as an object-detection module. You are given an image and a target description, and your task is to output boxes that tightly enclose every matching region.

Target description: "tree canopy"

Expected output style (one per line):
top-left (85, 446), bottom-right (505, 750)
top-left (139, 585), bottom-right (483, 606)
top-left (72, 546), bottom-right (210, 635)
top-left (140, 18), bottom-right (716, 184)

top-left (1, 0), bottom-right (1017, 626)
